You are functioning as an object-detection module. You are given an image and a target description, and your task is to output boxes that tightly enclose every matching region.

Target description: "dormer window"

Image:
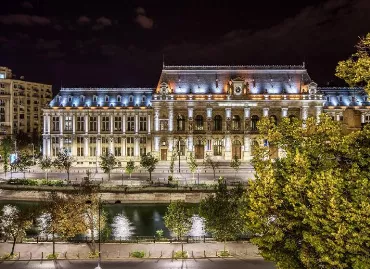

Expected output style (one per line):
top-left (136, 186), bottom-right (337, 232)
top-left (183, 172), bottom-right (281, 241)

top-left (129, 95), bottom-right (134, 102)
top-left (339, 96), bottom-right (342, 102)
top-left (58, 96), bottom-right (61, 102)
top-left (326, 96), bottom-right (330, 102)
top-left (68, 96), bottom-right (72, 102)
top-left (142, 95), bottom-right (146, 103)
top-left (117, 95), bottom-right (121, 102)
top-left (105, 95), bottom-right (109, 102)
top-left (93, 95), bottom-right (97, 102)
top-left (80, 95), bottom-right (85, 102)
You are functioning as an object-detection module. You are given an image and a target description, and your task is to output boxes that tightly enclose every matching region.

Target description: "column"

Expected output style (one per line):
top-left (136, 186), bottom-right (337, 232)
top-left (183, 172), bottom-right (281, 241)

top-left (97, 114), bottom-right (101, 134)
top-left (134, 137), bottom-right (139, 156)
top-left (225, 108), bottom-right (231, 131)
top-left (59, 137), bottom-right (64, 149)
top-left (47, 114), bottom-right (51, 134)
top-left (85, 114), bottom-right (89, 134)
top-left (168, 105), bottom-right (173, 132)
top-left (110, 114), bottom-right (114, 134)
top-left (43, 137), bottom-right (47, 157)
top-left (244, 107), bottom-right (250, 119)
top-left (361, 113), bottom-right (365, 123)
top-left (59, 114), bottom-right (63, 135)
top-left (43, 114), bottom-right (47, 134)
top-left (243, 136), bottom-right (251, 161)
top-left (224, 135), bottom-right (231, 160)
top-left (122, 138), bottom-right (126, 157)
top-left (281, 107), bottom-right (288, 118)
top-left (46, 137), bottom-right (51, 157)
top-left (207, 107), bottom-right (212, 119)
top-left (148, 114), bottom-right (151, 134)
top-left (301, 106), bottom-right (309, 121)
top-left (168, 137), bottom-right (173, 152)
top-left (110, 137), bottom-right (114, 154)
top-left (135, 114), bottom-right (139, 134)
top-left (187, 135), bottom-right (193, 152)
top-left (315, 106), bottom-right (322, 122)
top-left (84, 137), bottom-right (89, 156)
top-left (188, 107), bottom-right (194, 119)
top-left (96, 138), bottom-right (101, 156)
top-left (263, 108), bottom-right (269, 117)
top-left (72, 114), bottom-right (76, 134)
top-left (154, 136), bottom-right (160, 152)
top-left (336, 113), bottom-right (341, 121)
top-left (154, 108), bottom-right (159, 131)
top-left (122, 114), bottom-right (126, 134)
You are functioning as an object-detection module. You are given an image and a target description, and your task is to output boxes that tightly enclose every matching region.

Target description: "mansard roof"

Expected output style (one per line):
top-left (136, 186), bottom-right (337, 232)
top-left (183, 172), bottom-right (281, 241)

top-left (49, 87), bottom-right (154, 108)
top-left (157, 64), bottom-right (312, 95)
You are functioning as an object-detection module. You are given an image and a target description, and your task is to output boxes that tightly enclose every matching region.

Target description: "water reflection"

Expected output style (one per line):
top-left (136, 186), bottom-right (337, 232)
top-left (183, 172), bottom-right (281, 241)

top-left (188, 215), bottom-right (207, 236)
top-left (111, 211), bottom-right (135, 240)
top-left (37, 213), bottom-right (53, 240)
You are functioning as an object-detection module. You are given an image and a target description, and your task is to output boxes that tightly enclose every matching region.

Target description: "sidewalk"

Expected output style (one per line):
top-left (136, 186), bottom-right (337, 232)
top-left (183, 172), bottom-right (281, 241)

top-left (0, 241), bottom-right (262, 260)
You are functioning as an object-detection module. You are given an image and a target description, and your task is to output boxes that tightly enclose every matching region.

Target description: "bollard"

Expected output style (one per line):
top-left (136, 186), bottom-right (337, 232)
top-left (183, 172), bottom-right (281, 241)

top-left (160, 251), bottom-right (162, 257)
top-left (204, 250), bottom-right (206, 257)
top-left (148, 251), bottom-right (150, 257)
top-left (216, 251), bottom-right (218, 256)
top-left (37, 236), bottom-right (39, 243)
top-left (172, 250), bottom-right (174, 258)
top-left (30, 252), bottom-right (32, 259)
top-left (65, 252), bottom-right (67, 259)
top-left (136, 236), bottom-right (139, 243)
top-left (42, 252), bottom-right (43, 260)
top-left (192, 250), bottom-right (193, 257)
top-left (153, 236), bottom-right (156, 243)
top-left (117, 250), bottom-right (120, 257)
top-left (203, 235), bottom-right (205, 243)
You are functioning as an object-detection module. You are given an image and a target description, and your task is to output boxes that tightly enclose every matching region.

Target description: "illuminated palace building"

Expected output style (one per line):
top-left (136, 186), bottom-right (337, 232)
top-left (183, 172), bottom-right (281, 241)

top-left (42, 64), bottom-right (370, 165)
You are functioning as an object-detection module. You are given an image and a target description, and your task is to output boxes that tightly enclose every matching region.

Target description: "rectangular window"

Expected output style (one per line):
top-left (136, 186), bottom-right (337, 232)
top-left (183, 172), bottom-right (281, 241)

top-left (127, 137), bottom-right (134, 144)
top-left (140, 147), bottom-right (146, 156)
top-left (114, 137), bottom-right (121, 144)
top-left (52, 116), bottom-right (60, 131)
top-left (114, 147), bottom-right (121, 156)
top-left (89, 147), bottom-right (96, 156)
top-left (89, 116), bottom-right (97, 131)
top-left (102, 147), bottom-right (109, 156)
top-left (213, 139), bottom-right (222, 156)
top-left (139, 116), bottom-right (147, 131)
top-left (89, 137), bottom-right (96, 144)
top-left (127, 116), bottom-right (134, 131)
top-left (140, 137), bottom-right (146, 144)
top-left (64, 116), bottom-right (72, 131)
top-left (114, 116), bottom-right (122, 131)
top-left (77, 116), bottom-right (84, 131)
top-left (127, 147), bottom-right (134, 156)
top-left (102, 116), bottom-right (109, 131)
top-left (207, 139), bottom-right (212, 151)
top-left (77, 147), bottom-right (83, 156)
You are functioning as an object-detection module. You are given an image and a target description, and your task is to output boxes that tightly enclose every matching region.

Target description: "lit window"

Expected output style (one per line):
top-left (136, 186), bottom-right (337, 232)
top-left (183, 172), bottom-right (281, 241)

top-left (142, 95), bottom-right (146, 103)
top-left (117, 95), bottom-right (121, 102)
top-left (68, 96), bottom-right (72, 102)
top-left (93, 95), bottom-right (97, 102)
top-left (105, 95), bottom-right (109, 102)
top-left (129, 95), bottom-right (134, 102)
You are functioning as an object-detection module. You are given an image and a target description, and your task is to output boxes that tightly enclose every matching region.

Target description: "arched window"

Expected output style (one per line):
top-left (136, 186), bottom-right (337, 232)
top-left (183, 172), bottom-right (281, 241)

top-left (129, 95), bottom-right (134, 103)
top-left (142, 95), bottom-right (146, 103)
top-left (195, 115), bottom-right (204, 130)
top-left (117, 95), bottom-right (121, 102)
top-left (213, 139), bottom-right (222, 156)
top-left (105, 95), bottom-right (109, 102)
top-left (177, 115), bottom-right (185, 131)
top-left (80, 95), bottom-right (85, 102)
top-left (289, 115), bottom-right (296, 123)
top-left (251, 115), bottom-right (259, 131)
top-left (93, 95), bottom-right (97, 102)
top-left (68, 95), bottom-right (72, 102)
top-left (270, 115), bottom-right (278, 125)
top-left (214, 115), bottom-right (222, 131)
top-left (232, 115), bottom-right (241, 130)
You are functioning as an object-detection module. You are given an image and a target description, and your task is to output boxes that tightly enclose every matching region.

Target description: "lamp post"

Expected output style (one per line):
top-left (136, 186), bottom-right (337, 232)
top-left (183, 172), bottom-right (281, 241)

top-left (97, 196), bottom-right (102, 269)
top-left (197, 168), bottom-right (200, 185)
top-left (177, 137), bottom-right (181, 173)
top-left (30, 143), bottom-right (35, 165)
top-left (121, 167), bottom-right (124, 186)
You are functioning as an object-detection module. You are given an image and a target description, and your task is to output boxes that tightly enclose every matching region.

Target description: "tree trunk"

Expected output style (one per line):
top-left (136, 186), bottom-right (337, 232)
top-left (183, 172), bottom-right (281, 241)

top-left (46, 171), bottom-right (48, 182)
top-left (224, 238), bottom-right (226, 253)
top-left (129, 173), bottom-right (131, 179)
top-left (213, 168), bottom-right (216, 180)
top-left (149, 171), bottom-right (152, 181)
top-left (52, 232), bottom-right (55, 256)
top-left (90, 220), bottom-right (96, 253)
top-left (108, 172), bottom-right (110, 181)
top-left (192, 172), bottom-right (195, 180)
top-left (67, 170), bottom-right (70, 183)
top-left (10, 236), bottom-right (16, 256)
top-left (24, 171), bottom-right (26, 179)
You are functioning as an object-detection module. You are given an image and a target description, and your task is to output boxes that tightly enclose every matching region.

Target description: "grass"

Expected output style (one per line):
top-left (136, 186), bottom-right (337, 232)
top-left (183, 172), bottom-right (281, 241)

top-left (130, 251), bottom-right (145, 258)
top-left (218, 250), bottom-right (230, 257)
top-left (88, 251), bottom-right (99, 258)
top-left (46, 253), bottom-right (59, 259)
top-left (1, 253), bottom-right (18, 260)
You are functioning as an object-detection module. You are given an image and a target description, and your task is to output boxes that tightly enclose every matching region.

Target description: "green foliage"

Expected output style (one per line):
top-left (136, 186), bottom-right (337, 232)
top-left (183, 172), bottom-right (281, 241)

top-left (169, 151), bottom-right (176, 175)
top-left (156, 229), bottom-right (164, 238)
top-left (0, 136), bottom-right (13, 175)
top-left (52, 148), bottom-right (75, 182)
top-left (203, 155), bottom-right (219, 179)
top-left (187, 152), bottom-right (198, 179)
top-left (200, 177), bottom-right (245, 252)
top-left (336, 33), bottom-right (370, 93)
top-left (130, 250), bottom-right (145, 258)
top-left (173, 250), bottom-right (188, 259)
top-left (140, 153), bottom-right (158, 181)
top-left (164, 200), bottom-right (192, 252)
top-left (218, 250), bottom-right (230, 257)
top-left (100, 152), bottom-right (117, 180)
top-left (10, 153), bottom-right (32, 178)
top-left (46, 253), bottom-right (59, 259)
top-left (0, 205), bottom-right (33, 255)
top-left (1, 253), bottom-right (18, 260)
top-left (38, 157), bottom-right (53, 181)
top-left (230, 155), bottom-right (241, 179)
top-left (244, 115), bottom-right (370, 269)
top-left (7, 178), bottom-right (63, 186)
top-left (125, 160), bottom-right (135, 179)
top-left (88, 251), bottom-right (99, 258)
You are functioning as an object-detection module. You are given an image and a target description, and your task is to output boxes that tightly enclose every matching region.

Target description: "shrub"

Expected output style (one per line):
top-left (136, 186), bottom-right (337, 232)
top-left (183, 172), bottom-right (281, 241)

top-left (88, 251), bottom-right (99, 259)
top-left (130, 251), bottom-right (145, 258)
top-left (1, 253), bottom-right (18, 260)
top-left (46, 253), bottom-right (59, 259)
top-left (156, 229), bottom-right (164, 239)
top-left (173, 251), bottom-right (188, 259)
top-left (168, 175), bottom-right (173, 181)
top-left (218, 250), bottom-right (230, 257)
top-left (40, 179), bottom-right (64, 186)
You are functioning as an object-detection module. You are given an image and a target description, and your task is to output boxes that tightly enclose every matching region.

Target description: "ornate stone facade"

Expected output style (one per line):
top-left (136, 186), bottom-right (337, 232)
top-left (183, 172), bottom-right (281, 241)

top-left (42, 64), bottom-right (370, 166)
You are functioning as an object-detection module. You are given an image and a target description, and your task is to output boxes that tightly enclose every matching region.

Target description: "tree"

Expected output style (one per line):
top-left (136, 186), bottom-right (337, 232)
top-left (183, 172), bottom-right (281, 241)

top-left (125, 160), bottom-right (135, 180)
top-left (199, 177), bottom-right (245, 253)
top-left (230, 155), bottom-right (241, 180)
top-left (163, 200), bottom-right (192, 253)
top-left (0, 205), bottom-right (32, 256)
top-left (169, 150), bottom-right (176, 178)
top-left (336, 33), bottom-right (370, 94)
top-left (52, 148), bottom-right (75, 183)
top-left (187, 152), bottom-right (198, 180)
top-left (39, 192), bottom-right (87, 256)
top-left (244, 115), bottom-right (370, 269)
top-left (140, 153), bottom-right (158, 182)
top-left (203, 154), bottom-right (219, 179)
top-left (100, 152), bottom-right (117, 181)
top-left (10, 152), bottom-right (32, 178)
top-left (39, 157), bottom-right (53, 182)
top-left (0, 136), bottom-right (13, 178)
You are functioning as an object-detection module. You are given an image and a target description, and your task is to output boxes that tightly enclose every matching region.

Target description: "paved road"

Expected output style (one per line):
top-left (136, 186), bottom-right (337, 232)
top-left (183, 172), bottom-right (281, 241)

top-left (0, 259), bottom-right (275, 269)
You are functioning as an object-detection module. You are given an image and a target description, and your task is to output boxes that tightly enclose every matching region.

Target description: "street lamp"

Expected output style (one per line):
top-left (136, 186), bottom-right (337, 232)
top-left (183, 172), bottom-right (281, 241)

top-left (197, 168), bottom-right (200, 185)
top-left (177, 137), bottom-right (181, 173)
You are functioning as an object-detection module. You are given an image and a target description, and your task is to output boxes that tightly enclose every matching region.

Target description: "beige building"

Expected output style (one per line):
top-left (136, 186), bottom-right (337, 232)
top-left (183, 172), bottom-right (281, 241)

top-left (42, 64), bottom-right (332, 166)
top-left (0, 66), bottom-right (52, 136)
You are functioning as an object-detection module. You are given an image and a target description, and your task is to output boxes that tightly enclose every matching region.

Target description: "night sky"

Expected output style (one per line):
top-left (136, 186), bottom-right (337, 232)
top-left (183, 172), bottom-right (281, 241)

top-left (1, 0), bottom-right (370, 94)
